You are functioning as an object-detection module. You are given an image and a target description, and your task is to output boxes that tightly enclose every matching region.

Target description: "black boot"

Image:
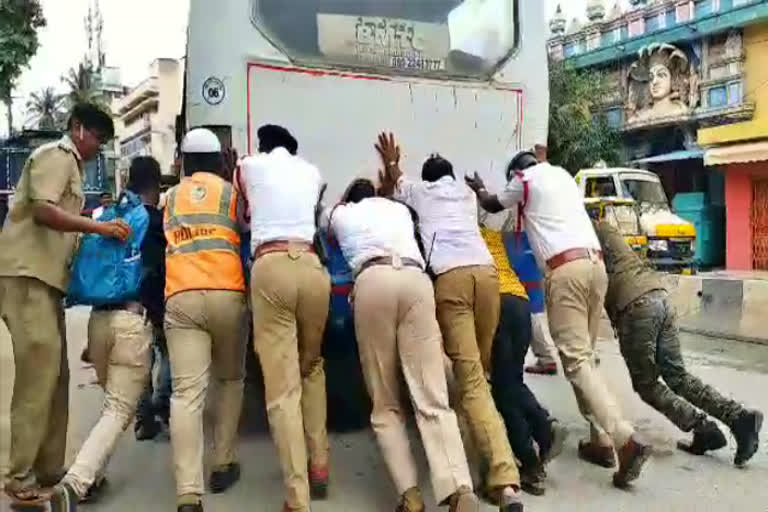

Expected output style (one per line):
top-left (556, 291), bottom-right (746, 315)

top-left (519, 465), bottom-right (545, 496)
top-left (135, 418), bottom-right (160, 441)
top-left (677, 420), bottom-right (727, 455)
top-left (177, 504), bottom-right (203, 512)
top-left (209, 462), bottom-right (241, 494)
top-left (731, 409), bottom-right (764, 467)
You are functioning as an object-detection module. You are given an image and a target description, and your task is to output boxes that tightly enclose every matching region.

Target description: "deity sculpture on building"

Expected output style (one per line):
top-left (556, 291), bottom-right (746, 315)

top-left (625, 43), bottom-right (698, 124)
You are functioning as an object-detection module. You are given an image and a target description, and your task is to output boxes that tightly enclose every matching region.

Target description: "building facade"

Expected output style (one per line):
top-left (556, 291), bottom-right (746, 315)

top-left (548, 0), bottom-right (768, 270)
top-left (112, 58), bottom-right (184, 185)
top-left (698, 24), bottom-right (768, 270)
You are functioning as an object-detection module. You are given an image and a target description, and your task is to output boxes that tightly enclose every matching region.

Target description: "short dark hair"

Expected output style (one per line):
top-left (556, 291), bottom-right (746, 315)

top-left (258, 124), bottom-right (298, 155)
top-left (506, 151), bottom-right (538, 181)
top-left (422, 154), bottom-right (454, 183)
top-left (343, 179), bottom-right (375, 204)
top-left (99, 191), bottom-right (112, 199)
top-left (183, 152), bottom-right (226, 179)
top-left (127, 156), bottom-right (162, 194)
top-left (68, 103), bottom-right (115, 141)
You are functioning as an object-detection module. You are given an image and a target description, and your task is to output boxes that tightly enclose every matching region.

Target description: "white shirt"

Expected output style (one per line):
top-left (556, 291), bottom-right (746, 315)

top-left (394, 175), bottom-right (493, 275)
top-left (91, 206), bottom-right (105, 220)
top-left (325, 197), bottom-right (425, 275)
top-left (240, 148), bottom-right (322, 255)
top-left (498, 162), bottom-right (600, 268)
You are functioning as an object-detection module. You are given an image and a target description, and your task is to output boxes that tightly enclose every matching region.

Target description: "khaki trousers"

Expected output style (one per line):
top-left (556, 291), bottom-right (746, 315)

top-left (0, 277), bottom-right (68, 493)
top-left (354, 265), bottom-right (472, 504)
top-left (64, 310), bottom-right (151, 497)
top-left (545, 258), bottom-right (634, 449)
top-left (434, 265), bottom-right (519, 491)
top-left (250, 250), bottom-right (330, 512)
top-left (165, 290), bottom-right (248, 500)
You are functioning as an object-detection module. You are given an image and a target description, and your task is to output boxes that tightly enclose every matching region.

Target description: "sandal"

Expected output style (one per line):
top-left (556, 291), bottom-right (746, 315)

top-left (6, 486), bottom-right (54, 508)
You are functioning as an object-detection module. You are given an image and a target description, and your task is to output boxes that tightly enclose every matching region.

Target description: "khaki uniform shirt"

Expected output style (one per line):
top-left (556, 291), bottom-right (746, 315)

top-left (592, 220), bottom-right (666, 322)
top-left (0, 136), bottom-right (85, 292)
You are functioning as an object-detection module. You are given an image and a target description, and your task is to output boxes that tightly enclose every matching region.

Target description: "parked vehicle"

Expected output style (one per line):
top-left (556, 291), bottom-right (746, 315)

top-left (584, 197), bottom-right (648, 257)
top-left (1, 133), bottom-right (114, 222)
top-left (575, 167), bottom-right (696, 274)
top-left (184, 0), bottom-right (550, 425)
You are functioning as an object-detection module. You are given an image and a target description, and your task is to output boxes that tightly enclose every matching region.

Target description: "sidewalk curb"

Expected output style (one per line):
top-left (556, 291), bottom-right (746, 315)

top-left (678, 326), bottom-right (768, 346)
top-left (667, 274), bottom-right (768, 344)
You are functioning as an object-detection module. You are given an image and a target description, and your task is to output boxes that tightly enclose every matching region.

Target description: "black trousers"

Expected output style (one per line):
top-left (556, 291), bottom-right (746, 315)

top-left (491, 294), bottom-right (552, 471)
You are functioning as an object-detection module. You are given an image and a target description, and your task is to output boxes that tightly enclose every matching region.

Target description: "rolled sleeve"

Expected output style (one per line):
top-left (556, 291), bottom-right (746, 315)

top-left (28, 150), bottom-right (77, 203)
top-left (497, 178), bottom-right (524, 209)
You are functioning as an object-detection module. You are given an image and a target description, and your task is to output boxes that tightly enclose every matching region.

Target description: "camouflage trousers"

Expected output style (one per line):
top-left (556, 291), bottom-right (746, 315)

top-left (616, 290), bottom-right (744, 433)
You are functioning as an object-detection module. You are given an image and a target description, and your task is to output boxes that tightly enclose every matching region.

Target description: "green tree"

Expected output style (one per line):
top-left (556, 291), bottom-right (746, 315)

top-left (25, 86), bottom-right (64, 130)
top-left (0, 0), bottom-right (46, 135)
top-left (62, 61), bottom-right (104, 108)
top-left (547, 61), bottom-right (621, 174)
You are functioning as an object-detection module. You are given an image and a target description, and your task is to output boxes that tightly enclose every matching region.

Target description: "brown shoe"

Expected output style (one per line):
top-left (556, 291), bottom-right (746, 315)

top-left (578, 440), bottom-right (616, 468)
top-left (396, 486), bottom-right (425, 512)
top-left (448, 486), bottom-right (480, 512)
top-left (524, 362), bottom-right (557, 375)
top-left (613, 435), bottom-right (653, 489)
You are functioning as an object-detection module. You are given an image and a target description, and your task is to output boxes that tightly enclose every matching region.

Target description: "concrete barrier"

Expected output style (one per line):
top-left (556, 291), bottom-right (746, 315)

top-left (667, 273), bottom-right (768, 345)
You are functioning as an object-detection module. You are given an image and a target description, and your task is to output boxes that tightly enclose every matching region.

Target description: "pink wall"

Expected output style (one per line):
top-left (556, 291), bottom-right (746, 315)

top-left (725, 166), bottom-right (753, 270)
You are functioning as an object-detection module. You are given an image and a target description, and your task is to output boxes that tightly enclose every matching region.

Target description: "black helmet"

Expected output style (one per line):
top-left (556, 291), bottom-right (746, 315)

top-left (506, 150), bottom-right (538, 181)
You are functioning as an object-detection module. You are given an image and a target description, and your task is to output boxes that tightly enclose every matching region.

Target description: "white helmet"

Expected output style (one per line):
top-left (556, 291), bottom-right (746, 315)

top-left (181, 128), bottom-right (221, 154)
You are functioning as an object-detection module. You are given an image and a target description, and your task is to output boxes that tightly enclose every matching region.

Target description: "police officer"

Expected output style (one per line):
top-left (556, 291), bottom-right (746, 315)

top-left (164, 128), bottom-right (248, 512)
top-left (0, 104), bottom-right (127, 507)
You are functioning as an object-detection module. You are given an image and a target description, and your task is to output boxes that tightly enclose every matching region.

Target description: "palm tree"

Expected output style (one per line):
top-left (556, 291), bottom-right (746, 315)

top-left (25, 87), bottom-right (65, 130)
top-left (61, 61), bottom-right (104, 108)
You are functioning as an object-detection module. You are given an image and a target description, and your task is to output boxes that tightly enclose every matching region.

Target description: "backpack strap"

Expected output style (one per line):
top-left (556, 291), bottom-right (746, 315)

top-left (515, 170), bottom-right (529, 240)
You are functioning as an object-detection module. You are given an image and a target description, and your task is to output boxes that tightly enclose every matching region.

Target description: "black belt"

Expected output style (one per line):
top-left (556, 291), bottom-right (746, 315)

top-left (93, 301), bottom-right (145, 316)
top-left (356, 256), bottom-right (423, 278)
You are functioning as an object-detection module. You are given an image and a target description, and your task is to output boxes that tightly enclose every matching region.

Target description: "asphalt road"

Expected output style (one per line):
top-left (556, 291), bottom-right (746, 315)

top-left (1, 307), bottom-right (767, 511)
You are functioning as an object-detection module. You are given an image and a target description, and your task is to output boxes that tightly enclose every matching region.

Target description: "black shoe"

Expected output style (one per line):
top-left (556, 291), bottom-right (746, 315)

top-left (209, 462), bottom-right (241, 494)
top-left (81, 477), bottom-right (108, 503)
top-left (177, 504), bottom-right (203, 512)
top-left (135, 419), bottom-right (161, 441)
top-left (520, 466), bottom-right (545, 496)
top-left (731, 409), bottom-right (764, 467)
top-left (498, 487), bottom-right (524, 512)
top-left (677, 421), bottom-right (727, 455)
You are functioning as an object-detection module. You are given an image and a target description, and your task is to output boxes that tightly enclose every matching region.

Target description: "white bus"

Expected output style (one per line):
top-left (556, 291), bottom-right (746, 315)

top-left (183, 0), bottom-right (550, 204)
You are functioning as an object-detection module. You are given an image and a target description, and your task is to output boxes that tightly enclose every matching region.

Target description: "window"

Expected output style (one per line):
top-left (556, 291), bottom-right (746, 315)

top-left (250, 0), bottom-right (517, 78)
top-left (708, 86), bottom-right (728, 108)
top-left (665, 9), bottom-right (676, 27)
top-left (622, 179), bottom-right (668, 204)
top-left (646, 14), bottom-right (660, 33)
top-left (605, 108), bottom-right (623, 128)
top-left (586, 176), bottom-right (618, 198)
top-left (564, 41), bottom-right (582, 57)
top-left (695, 0), bottom-right (714, 18)
top-left (728, 82), bottom-right (742, 105)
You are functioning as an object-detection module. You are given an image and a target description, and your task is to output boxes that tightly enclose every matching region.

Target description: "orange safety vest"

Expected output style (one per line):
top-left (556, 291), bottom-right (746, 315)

top-left (164, 172), bottom-right (245, 299)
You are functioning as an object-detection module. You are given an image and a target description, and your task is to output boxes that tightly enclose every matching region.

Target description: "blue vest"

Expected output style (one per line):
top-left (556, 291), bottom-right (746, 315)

top-left (504, 232), bottom-right (545, 314)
